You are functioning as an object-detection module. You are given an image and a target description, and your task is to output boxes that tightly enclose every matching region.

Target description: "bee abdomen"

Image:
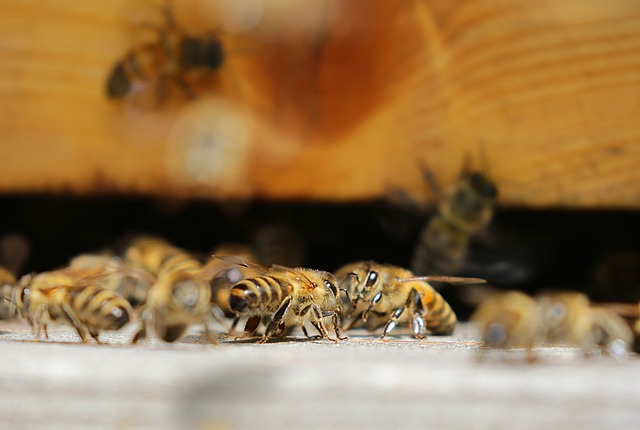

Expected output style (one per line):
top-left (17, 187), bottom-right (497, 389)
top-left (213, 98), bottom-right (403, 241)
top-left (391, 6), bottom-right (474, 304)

top-left (72, 286), bottom-right (132, 330)
top-left (106, 62), bottom-right (130, 98)
top-left (159, 252), bottom-right (201, 275)
top-left (423, 291), bottom-right (457, 335)
top-left (229, 277), bottom-right (289, 315)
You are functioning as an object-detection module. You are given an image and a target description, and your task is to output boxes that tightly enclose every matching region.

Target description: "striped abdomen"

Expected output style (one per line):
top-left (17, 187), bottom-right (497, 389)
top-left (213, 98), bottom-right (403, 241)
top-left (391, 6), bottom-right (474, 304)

top-left (70, 286), bottom-right (133, 331)
top-left (419, 285), bottom-right (457, 335)
top-left (106, 43), bottom-right (165, 98)
top-left (229, 276), bottom-right (292, 316)
top-left (158, 252), bottom-right (201, 277)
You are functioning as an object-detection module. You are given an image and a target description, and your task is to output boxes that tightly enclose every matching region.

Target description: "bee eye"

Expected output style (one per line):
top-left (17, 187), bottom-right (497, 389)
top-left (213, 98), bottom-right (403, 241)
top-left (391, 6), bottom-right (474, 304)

top-left (325, 281), bottom-right (338, 296)
top-left (365, 271), bottom-right (378, 287)
top-left (21, 287), bottom-right (30, 302)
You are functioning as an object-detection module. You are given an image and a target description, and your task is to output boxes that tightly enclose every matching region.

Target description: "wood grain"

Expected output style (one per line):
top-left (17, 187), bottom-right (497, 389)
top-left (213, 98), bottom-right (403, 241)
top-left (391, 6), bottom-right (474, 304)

top-left (0, 0), bottom-right (639, 207)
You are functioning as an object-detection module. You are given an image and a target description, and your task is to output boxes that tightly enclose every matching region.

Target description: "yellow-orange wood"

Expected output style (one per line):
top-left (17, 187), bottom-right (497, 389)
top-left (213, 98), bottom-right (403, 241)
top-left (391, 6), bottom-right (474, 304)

top-left (1, 0), bottom-right (640, 208)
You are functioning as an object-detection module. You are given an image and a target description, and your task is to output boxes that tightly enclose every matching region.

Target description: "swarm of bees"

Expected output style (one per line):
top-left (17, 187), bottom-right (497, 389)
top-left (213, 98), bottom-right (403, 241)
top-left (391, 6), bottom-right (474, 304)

top-left (0, 231), bottom-right (487, 346)
top-left (1, 163), bottom-right (639, 367)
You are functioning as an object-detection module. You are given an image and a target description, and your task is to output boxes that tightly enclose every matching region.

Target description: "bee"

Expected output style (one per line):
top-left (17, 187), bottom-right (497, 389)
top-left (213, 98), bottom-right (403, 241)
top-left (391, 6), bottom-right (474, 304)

top-left (11, 269), bottom-right (134, 343)
top-left (470, 291), bottom-right (543, 362)
top-left (537, 291), bottom-right (633, 358)
top-left (69, 253), bottom-right (155, 309)
top-left (336, 261), bottom-right (484, 339)
top-left (106, 2), bottom-right (224, 102)
top-left (124, 236), bottom-right (215, 343)
top-left (410, 166), bottom-right (497, 276)
top-left (222, 257), bottom-right (346, 343)
top-left (0, 233), bottom-right (30, 319)
top-left (203, 243), bottom-right (259, 318)
top-left (0, 267), bottom-right (17, 319)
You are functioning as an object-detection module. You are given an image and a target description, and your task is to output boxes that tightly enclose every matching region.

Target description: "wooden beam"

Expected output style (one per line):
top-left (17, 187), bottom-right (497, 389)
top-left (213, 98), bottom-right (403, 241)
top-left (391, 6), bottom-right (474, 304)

top-left (1, 0), bottom-right (639, 207)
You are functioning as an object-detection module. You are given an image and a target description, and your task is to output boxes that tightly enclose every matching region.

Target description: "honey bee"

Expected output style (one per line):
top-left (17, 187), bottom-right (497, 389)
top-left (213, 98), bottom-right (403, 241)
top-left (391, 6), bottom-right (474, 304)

top-left (470, 291), bottom-right (543, 361)
top-left (69, 253), bottom-right (155, 309)
top-left (11, 269), bottom-right (134, 343)
top-left (537, 291), bottom-right (633, 358)
top-left (106, 2), bottom-right (224, 102)
top-left (203, 243), bottom-right (259, 318)
top-left (125, 236), bottom-right (215, 343)
top-left (336, 261), bottom-right (484, 339)
top-left (222, 257), bottom-right (346, 343)
top-left (410, 167), bottom-right (497, 276)
top-left (0, 233), bottom-right (30, 319)
top-left (0, 267), bottom-right (17, 319)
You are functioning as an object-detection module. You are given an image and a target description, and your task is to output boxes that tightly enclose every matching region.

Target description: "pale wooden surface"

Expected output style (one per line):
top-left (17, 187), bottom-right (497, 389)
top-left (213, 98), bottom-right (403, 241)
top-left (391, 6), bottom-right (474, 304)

top-left (1, 1), bottom-right (640, 207)
top-left (0, 320), bottom-right (638, 430)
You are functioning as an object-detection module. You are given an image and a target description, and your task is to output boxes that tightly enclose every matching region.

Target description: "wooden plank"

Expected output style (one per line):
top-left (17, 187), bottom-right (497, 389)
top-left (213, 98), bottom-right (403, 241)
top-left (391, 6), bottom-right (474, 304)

top-left (0, 321), bottom-right (639, 430)
top-left (0, 0), bottom-right (639, 207)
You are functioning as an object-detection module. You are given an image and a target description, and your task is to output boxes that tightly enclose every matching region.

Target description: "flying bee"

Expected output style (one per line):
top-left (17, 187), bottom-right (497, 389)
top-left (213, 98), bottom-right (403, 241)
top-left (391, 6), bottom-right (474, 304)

top-left (106, 2), bottom-right (224, 103)
top-left (537, 291), bottom-right (633, 358)
top-left (470, 291), bottom-right (543, 362)
top-left (410, 165), bottom-right (497, 276)
top-left (11, 269), bottom-right (134, 343)
top-left (336, 261), bottom-right (484, 339)
top-left (221, 256), bottom-right (346, 343)
top-left (124, 236), bottom-right (215, 343)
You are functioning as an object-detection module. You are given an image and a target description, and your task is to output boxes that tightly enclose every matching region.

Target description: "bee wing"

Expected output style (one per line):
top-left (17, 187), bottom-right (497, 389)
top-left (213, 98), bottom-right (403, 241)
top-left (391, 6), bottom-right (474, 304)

top-left (598, 302), bottom-right (640, 318)
top-left (210, 255), bottom-right (270, 273)
top-left (270, 264), bottom-right (319, 289)
top-left (397, 276), bottom-right (486, 285)
top-left (73, 265), bottom-right (156, 287)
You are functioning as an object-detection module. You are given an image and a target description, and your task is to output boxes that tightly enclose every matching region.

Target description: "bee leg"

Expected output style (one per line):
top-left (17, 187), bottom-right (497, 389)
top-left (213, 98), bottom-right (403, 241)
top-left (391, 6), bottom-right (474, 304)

top-left (244, 316), bottom-right (261, 336)
top-left (132, 313), bottom-right (149, 344)
top-left (202, 322), bottom-right (217, 344)
top-left (408, 288), bottom-right (426, 339)
top-left (321, 309), bottom-right (348, 341)
top-left (227, 316), bottom-right (241, 336)
top-left (381, 306), bottom-right (406, 339)
top-left (299, 306), bottom-right (321, 339)
top-left (301, 325), bottom-right (317, 339)
top-left (132, 327), bottom-right (147, 344)
top-left (331, 312), bottom-right (349, 340)
top-left (160, 0), bottom-right (177, 29)
top-left (89, 329), bottom-right (101, 344)
top-left (362, 291), bottom-right (383, 323)
top-left (33, 305), bottom-right (46, 338)
top-left (61, 303), bottom-right (90, 343)
top-left (273, 322), bottom-right (286, 338)
top-left (261, 296), bottom-right (292, 343)
top-left (312, 307), bottom-right (337, 343)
